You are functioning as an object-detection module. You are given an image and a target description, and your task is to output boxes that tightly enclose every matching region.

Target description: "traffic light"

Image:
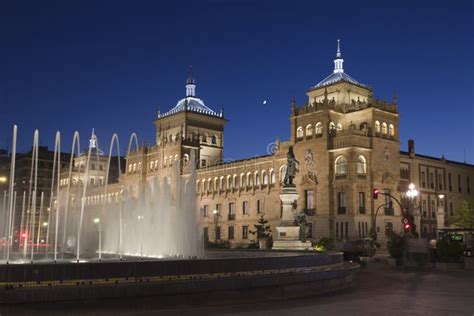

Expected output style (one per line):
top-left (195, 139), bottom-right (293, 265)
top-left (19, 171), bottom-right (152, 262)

top-left (402, 217), bottom-right (411, 231)
top-left (373, 188), bottom-right (379, 199)
top-left (403, 223), bottom-right (411, 231)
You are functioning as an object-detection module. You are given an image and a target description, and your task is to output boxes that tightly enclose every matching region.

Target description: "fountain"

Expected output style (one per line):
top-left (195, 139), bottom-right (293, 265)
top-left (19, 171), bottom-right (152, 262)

top-left (0, 125), bottom-right (203, 264)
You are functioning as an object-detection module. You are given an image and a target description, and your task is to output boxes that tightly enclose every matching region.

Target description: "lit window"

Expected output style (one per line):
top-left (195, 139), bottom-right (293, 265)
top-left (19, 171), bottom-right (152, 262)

top-left (357, 156), bottom-right (367, 174)
top-left (296, 127), bottom-right (304, 139)
top-left (329, 122), bottom-right (336, 130)
top-left (263, 171), bottom-right (269, 185)
top-left (279, 165), bottom-right (287, 183)
top-left (375, 121), bottom-right (380, 133)
top-left (306, 124), bottom-right (313, 136)
top-left (389, 124), bottom-right (394, 136)
top-left (382, 122), bottom-right (387, 134)
top-left (255, 172), bottom-right (260, 186)
top-left (336, 123), bottom-right (342, 131)
top-left (270, 169), bottom-right (275, 184)
top-left (335, 156), bottom-right (347, 175)
top-left (315, 122), bottom-right (323, 135)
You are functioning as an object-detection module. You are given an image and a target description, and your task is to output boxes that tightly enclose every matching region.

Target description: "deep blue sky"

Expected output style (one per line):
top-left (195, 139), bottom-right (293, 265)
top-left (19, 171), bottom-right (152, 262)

top-left (1, 0), bottom-right (473, 163)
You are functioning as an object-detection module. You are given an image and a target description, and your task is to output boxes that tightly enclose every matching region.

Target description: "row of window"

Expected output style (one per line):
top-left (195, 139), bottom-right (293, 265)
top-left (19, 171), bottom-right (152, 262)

top-left (358, 222), bottom-right (369, 238)
top-left (84, 191), bottom-right (121, 206)
top-left (158, 133), bottom-right (219, 146)
top-left (421, 171), bottom-right (471, 194)
top-left (335, 155), bottom-right (367, 176)
top-left (197, 169), bottom-right (278, 193)
top-left (60, 177), bottom-right (105, 187)
top-left (374, 121), bottom-right (395, 136)
top-left (202, 200), bottom-right (265, 218)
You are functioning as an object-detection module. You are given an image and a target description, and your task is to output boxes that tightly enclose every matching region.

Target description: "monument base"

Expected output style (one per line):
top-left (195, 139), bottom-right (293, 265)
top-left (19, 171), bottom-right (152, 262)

top-left (272, 220), bottom-right (312, 251)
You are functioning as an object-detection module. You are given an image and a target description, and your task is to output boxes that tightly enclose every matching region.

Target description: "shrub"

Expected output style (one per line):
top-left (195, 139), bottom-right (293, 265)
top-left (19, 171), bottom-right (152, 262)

top-left (437, 238), bottom-right (464, 262)
top-left (387, 232), bottom-right (404, 259)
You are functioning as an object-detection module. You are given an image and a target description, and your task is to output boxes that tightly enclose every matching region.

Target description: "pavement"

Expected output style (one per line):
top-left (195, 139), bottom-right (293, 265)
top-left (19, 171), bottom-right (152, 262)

top-left (1, 262), bottom-right (473, 316)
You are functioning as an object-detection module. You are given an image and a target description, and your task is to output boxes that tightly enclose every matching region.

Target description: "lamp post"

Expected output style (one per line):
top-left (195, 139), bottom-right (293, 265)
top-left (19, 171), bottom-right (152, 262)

top-left (406, 183), bottom-right (419, 235)
top-left (93, 218), bottom-right (101, 261)
top-left (212, 209), bottom-right (220, 244)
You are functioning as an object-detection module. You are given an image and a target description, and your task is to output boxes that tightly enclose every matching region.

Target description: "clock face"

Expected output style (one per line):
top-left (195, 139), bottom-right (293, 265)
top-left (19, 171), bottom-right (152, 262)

top-left (384, 147), bottom-right (391, 161)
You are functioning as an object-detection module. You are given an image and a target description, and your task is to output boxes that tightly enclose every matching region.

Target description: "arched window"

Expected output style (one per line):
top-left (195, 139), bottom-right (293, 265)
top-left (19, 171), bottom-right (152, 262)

top-left (201, 135), bottom-right (207, 143)
top-left (255, 172), bottom-right (260, 186)
top-left (233, 174), bottom-right (237, 188)
top-left (375, 121), bottom-right (380, 133)
top-left (382, 122), bottom-right (388, 134)
top-left (296, 127), bottom-right (304, 139)
top-left (337, 123), bottom-right (343, 131)
top-left (240, 173), bottom-right (245, 188)
top-left (220, 176), bottom-right (225, 190)
top-left (262, 171), bottom-right (269, 185)
top-left (315, 122), bottom-right (323, 135)
top-left (227, 175), bottom-right (231, 189)
top-left (128, 164), bottom-right (132, 173)
top-left (183, 154), bottom-right (190, 166)
top-left (91, 164), bottom-right (96, 170)
top-left (306, 124), bottom-right (313, 137)
top-left (329, 122), bottom-right (336, 130)
top-left (214, 177), bottom-right (218, 191)
top-left (246, 173), bottom-right (252, 186)
top-left (133, 163), bottom-right (137, 172)
top-left (357, 155), bottom-right (367, 175)
top-left (164, 157), bottom-right (168, 167)
top-left (211, 135), bottom-right (217, 145)
top-left (389, 124), bottom-right (395, 136)
top-left (335, 156), bottom-right (347, 175)
top-left (279, 165), bottom-right (287, 183)
top-left (150, 161), bottom-right (154, 170)
top-left (270, 169), bottom-right (275, 184)
top-left (196, 180), bottom-right (200, 193)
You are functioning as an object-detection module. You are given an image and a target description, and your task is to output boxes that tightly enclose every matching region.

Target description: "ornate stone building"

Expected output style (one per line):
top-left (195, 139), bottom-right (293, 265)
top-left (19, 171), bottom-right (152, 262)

top-left (61, 41), bottom-right (474, 247)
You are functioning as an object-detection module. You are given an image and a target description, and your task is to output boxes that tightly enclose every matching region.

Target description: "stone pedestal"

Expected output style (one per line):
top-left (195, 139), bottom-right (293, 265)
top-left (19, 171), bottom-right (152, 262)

top-left (272, 186), bottom-right (312, 251)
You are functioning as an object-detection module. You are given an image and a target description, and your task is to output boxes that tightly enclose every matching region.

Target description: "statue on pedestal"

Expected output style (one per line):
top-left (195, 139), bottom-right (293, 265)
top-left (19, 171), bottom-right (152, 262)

top-left (283, 146), bottom-right (299, 186)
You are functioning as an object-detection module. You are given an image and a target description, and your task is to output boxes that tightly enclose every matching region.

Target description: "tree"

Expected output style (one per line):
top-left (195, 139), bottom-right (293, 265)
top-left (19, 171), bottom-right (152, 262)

top-left (453, 198), bottom-right (474, 231)
top-left (249, 215), bottom-right (272, 241)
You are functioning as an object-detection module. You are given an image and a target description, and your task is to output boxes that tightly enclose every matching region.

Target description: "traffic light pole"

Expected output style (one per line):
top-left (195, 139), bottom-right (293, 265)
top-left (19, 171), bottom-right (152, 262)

top-left (371, 202), bottom-right (391, 241)
top-left (376, 191), bottom-right (418, 236)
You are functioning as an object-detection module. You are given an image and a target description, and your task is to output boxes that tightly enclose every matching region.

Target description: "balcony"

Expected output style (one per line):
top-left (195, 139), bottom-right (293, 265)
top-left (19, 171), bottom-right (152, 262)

top-left (338, 207), bottom-right (346, 214)
top-left (384, 207), bottom-right (394, 216)
top-left (228, 214), bottom-right (236, 221)
top-left (359, 206), bottom-right (366, 214)
top-left (304, 209), bottom-right (316, 216)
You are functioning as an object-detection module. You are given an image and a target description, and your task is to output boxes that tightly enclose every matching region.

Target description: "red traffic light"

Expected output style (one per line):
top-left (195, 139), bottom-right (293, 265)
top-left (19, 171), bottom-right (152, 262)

top-left (404, 223), bottom-right (411, 230)
top-left (373, 188), bottom-right (379, 199)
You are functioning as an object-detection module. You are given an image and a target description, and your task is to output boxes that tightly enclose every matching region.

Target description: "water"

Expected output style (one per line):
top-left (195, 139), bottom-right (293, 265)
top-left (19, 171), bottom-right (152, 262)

top-left (0, 126), bottom-right (203, 264)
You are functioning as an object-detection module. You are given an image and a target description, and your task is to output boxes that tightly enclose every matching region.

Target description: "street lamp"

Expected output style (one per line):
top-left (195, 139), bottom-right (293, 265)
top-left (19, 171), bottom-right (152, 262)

top-left (0, 176), bottom-right (7, 183)
top-left (212, 209), bottom-right (220, 244)
top-left (93, 218), bottom-right (101, 261)
top-left (406, 183), bottom-right (419, 236)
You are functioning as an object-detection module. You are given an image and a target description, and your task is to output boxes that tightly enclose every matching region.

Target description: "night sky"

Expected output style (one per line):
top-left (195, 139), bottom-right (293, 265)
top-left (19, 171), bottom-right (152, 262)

top-left (1, 0), bottom-right (473, 163)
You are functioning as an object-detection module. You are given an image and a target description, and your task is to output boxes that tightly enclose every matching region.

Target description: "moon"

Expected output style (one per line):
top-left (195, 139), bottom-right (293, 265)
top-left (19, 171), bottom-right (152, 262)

top-left (262, 100), bottom-right (267, 105)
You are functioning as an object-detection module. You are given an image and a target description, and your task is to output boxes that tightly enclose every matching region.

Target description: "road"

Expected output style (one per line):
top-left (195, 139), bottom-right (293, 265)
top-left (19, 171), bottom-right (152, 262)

top-left (1, 263), bottom-right (473, 315)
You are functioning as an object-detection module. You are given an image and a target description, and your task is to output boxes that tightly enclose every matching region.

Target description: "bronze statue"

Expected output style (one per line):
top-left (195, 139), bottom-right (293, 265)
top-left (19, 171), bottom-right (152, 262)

top-left (283, 146), bottom-right (299, 186)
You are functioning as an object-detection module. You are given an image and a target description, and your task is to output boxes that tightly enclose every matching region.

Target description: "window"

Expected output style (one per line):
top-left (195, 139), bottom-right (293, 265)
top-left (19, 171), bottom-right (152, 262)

top-left (215, 226), bottom-right (221, 241)
top-left (389, 124), bottom-right (394, 136)
top-left (335, 156), bottom-right (347, 175)
top-left (438, 174), bottom-right (443, 190)
top-left (201, 135), bottom-right (207, 143)
top-left (384, 190), bottom-right (393, 215)
top-left (255, 172), bottom-right (260, 186)
top-left (279, 165), bottom-right (287, 183)
top-left (228, 202), bottom-right (236, 220)
top-left (150, 161), bottom-right (154, 170)
top-left (336, 123), bottom-right (342, 131)
top-left (375, 121), bottom-right (380, 133)
top-left (128, 164), bottom-right (133, 173)
top-left (242, 226), bottom-right (249, 239)
top-left (329, 122), bottom-right (336, 131)
top-left (421, 171), bottom-right (426, 188)
top-left (220, 177), bottom-right (225, 190)
top-left (243, 201), bottom-right (249, 215)
top-left (381, 122), bottom-right (387, 134)
top-left (422, 200), bottom-right (427, 217)
top-left (430, 173), bottom-right (434, 189)
top-left (448, 173), bottom-right (452, 191)
top-left (262, 171), bottom-right (268, 185)
top-left (270, 170), bottom-right (275, 184)
top-left (99, 164), bottom-right (103, 171)
top-left (431, 200), bottom-right (436, 218)
top-left (215, 203), bottom-right (221, 214)
top-left (203, 227), bottom-right (209, 242)
top-left (315, 122), bottom-right (323, 136)
top-left (338, 192), bottom-right (346, 214)
top-left (296, 127), bottom-right (304, 139)
top-left (91, 164), bottom-right (95, 170)
top-left (458, 174), bottom-right (462, 192)
top-left (359, 192), bottom-right (365, 214)
top-left (345, 222), bottom-right (348, 237)
top-left (211, 135), bottom-right (217, 145)
top-left (357, 155), bottom-right (366, 175)
top-left (450, 202), bottom-right (454, 216)
top-left (257, 199), bottom-right (264, 214)
top-left (228, 226), bottom-right (234, 240)
top-left (305, 190), bottom-right (314, 213)
top-left (306, 124), bottom-right (313, 137)
top-left (400, 165), bottom-right (409, 179)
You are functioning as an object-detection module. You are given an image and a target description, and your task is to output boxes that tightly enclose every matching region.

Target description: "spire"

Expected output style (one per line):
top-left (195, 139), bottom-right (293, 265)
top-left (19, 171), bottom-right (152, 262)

top-left (333, 39), bottom-right (344, 74)
top-left (186, 65), bottom-right (196, 97)
top-left (89, 128), bottom-right (97, 149)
